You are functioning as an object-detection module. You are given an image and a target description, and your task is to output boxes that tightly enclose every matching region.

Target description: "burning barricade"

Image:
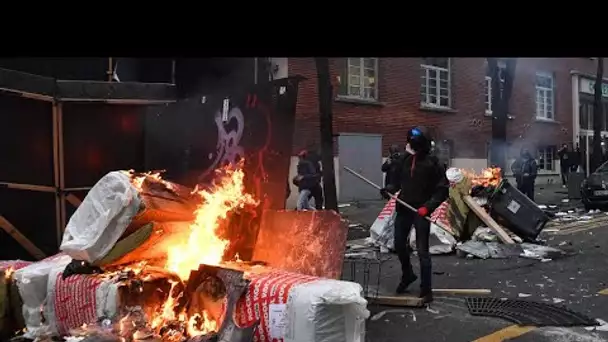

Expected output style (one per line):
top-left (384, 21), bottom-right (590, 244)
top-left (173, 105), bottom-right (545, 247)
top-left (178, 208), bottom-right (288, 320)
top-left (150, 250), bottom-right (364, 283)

top-left (1, 163), bottom-right (368, 342)
top-left (369, 167), bottom-right (555, 259)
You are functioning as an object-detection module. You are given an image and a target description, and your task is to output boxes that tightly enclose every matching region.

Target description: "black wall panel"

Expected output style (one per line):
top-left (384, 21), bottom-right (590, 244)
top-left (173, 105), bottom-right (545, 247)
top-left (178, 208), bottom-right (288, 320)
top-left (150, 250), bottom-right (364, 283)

top-left (0, 189), bottom-right (57, 260)
top-left (63, 103), bottom-right (146, 187)
top-left (0, 94), bottom-right (54, 186)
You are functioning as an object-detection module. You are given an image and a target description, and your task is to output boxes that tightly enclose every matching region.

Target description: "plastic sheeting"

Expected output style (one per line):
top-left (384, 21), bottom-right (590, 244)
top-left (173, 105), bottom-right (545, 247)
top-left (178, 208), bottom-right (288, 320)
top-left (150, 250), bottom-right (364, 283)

top-left (60, 171), bottom-right (142, 263)
top-left (12, 254), bottom-right (72, 339)
top-left (285, 279), bottom-right (369, 342)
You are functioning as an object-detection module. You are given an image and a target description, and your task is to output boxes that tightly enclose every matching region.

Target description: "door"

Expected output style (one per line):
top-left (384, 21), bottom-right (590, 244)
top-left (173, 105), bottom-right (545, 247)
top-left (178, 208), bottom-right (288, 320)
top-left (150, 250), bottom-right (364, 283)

top-left (338, 133), bottom-right (383, 202)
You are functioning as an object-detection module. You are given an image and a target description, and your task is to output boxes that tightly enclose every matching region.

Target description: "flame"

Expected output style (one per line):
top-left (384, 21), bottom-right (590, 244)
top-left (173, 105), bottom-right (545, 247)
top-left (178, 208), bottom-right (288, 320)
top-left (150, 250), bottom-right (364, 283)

top-left (64, 163), bottom-right (259, 340)
top-left (187, 311), bottom-right (218, 337)
top-left (4, 267), bottom-right (14, 279)
top-left (463, 167), bottom-right (502, 187)
top-left (166, 162), bottom-right (259, 280)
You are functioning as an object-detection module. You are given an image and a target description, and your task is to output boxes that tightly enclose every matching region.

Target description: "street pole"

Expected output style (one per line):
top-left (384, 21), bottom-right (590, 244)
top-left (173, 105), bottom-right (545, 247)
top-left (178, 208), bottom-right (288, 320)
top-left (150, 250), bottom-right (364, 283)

top-left (315, 58), bottom-right (338, 211)
top-left (592, 58), bottom-right (604, 172)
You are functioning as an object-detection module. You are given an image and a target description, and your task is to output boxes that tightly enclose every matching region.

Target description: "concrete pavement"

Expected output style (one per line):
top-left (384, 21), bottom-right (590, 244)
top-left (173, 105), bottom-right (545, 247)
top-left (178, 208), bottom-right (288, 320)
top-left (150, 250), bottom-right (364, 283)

top-left (340, 184), bottom-right (608, 342)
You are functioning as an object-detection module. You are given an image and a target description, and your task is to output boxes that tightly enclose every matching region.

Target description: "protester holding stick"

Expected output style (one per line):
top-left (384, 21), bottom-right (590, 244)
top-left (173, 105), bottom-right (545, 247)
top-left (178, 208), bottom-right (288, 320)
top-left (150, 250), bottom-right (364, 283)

top-left (381, 127), bottom-right (449, 303)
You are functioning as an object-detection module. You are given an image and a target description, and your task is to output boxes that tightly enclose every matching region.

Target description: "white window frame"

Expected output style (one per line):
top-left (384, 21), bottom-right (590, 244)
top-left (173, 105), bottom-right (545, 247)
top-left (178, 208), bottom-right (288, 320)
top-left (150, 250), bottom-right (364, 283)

top-left (485, 76), bottom-right (492, 115)
top-left (537, 146), bottom-right (556, 172)
top-left (535, 71), bottom-right (555, 121)
top-left (339, 57), bottom-right (379, 101)
top-left (420, 58), bottom-right (451, 109)
top-left (485, 60), bottom-right (507, 115)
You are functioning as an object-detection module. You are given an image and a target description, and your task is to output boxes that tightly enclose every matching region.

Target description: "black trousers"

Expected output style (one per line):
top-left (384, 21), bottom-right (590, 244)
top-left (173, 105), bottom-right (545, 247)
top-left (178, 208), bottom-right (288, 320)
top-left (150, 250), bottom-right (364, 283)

top-left (561, 165), bottom-right (569, 186)
top-left (394, 209), bottom-right (432, 291)
top-left (309, 184), bottom-right (324, 210)
top-left (517, 180), bottom-right (535, 201)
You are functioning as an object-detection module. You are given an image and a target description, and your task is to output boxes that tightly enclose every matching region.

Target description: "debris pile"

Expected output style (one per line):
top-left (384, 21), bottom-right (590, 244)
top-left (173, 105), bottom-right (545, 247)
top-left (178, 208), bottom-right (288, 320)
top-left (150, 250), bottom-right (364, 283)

top-left (367, 167), bottom-right (563, 260)
top-left (0, 165), bottom-right (368, 342)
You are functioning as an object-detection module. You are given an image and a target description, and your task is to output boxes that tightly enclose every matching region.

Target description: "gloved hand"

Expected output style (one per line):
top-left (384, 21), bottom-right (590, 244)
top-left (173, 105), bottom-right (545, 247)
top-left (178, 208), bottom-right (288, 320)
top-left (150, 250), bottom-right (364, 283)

top-left (417, 206), bottom-right (429, 217)
top-left (380, 188), bottom-right (391, 200)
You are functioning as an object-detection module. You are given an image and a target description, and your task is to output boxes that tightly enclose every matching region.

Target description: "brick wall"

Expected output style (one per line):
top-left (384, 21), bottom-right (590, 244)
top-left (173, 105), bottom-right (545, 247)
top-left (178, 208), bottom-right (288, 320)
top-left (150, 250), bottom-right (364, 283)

top-left (289, 57), bottom-right (601, 160)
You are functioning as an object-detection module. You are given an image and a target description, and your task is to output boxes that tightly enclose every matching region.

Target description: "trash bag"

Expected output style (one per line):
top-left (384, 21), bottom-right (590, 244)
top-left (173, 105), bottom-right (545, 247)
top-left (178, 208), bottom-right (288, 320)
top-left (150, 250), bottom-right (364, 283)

top-left (60, 171), bottom-right (142, 263)
top-left (409, 223), bottom-right (457, 255)
top-left (369, 195), bottom-right (398, 251)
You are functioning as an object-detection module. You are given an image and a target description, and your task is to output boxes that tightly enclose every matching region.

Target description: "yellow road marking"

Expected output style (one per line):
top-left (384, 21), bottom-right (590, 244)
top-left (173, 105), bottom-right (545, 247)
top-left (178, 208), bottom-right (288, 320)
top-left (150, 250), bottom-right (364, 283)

top-left (598, 288), bottom-right (608, 295)
top-left (473, 325), bottom-right (536, 342)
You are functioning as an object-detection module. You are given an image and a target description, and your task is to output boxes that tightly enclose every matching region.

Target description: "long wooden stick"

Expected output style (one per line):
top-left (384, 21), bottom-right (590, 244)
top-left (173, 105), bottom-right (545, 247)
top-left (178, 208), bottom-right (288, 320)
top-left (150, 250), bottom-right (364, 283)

top-left (66, 194), bottom-right (82, 208)
top-left (342, 166), bottom-right (452, 234)
top-left (0, 182), bottom-right (55, 192)
top-left (463, 195), bottom-right (515, 244)
top-left (0, 215), bottom-right (46, 259)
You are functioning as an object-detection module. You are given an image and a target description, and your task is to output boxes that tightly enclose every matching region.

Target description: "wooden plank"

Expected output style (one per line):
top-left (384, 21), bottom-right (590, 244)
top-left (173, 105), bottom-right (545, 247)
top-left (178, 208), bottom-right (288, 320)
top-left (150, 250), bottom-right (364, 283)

top-left (53, 102), bottom-right (62, 245)
top-left (66, 194), bottom-right (82, 208)
top-left (0, 215), bottom-right (46, 260)
top-left (463, 195), bottom-right (515, 244)
top-left (433, 288), bottom-right (491, 295)
top-left (57, 102), bottom-right (66, 232)
top-left (0, 182), bottom-right (55, 192)
top-left (367, 295), bottom-right (424, 308)
top-left (63, 186), bottom-right (93, 191)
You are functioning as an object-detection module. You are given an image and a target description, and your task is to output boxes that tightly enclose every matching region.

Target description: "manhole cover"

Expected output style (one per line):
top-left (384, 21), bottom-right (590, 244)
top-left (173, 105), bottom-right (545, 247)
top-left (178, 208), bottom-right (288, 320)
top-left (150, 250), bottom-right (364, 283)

top-left (465, 297), bottom-right (598, 327)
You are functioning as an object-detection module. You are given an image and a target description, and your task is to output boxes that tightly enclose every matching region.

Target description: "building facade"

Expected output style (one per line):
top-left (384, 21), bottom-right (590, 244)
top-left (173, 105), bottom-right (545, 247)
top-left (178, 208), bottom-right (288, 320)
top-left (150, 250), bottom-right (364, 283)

top-left (281, 57), bottom-right (603, 206)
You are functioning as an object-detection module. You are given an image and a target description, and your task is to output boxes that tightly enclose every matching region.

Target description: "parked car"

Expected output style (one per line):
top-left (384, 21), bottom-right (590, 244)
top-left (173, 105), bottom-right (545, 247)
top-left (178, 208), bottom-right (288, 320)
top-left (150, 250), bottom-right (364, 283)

top-left (581, 161), bottom-right (608, 210)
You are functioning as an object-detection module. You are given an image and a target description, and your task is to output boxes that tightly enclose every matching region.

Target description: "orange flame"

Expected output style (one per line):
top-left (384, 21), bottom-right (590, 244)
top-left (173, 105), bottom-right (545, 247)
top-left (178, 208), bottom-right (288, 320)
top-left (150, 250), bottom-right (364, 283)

top-left (166, 162), bottom-right (258, 280)
top-left (463, 167), bottom-right (502, 187)
top-left (4, 267), bottom-right (14, 280)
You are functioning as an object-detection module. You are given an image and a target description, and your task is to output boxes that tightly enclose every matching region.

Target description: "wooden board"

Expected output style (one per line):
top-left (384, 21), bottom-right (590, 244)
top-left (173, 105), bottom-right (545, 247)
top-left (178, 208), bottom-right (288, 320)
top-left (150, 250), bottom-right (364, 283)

top-left (433, 288), bottom-right (491, 295)
top-left (463, 195), bottom-right (515, 244)
top-left (367, 295), bottom-right (424, 307)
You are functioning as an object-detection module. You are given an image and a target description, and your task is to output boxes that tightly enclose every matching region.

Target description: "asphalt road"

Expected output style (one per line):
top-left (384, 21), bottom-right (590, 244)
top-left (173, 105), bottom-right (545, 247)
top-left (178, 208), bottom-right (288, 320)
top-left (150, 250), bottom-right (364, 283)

top-left (340, 185), bottom-right (608, 342)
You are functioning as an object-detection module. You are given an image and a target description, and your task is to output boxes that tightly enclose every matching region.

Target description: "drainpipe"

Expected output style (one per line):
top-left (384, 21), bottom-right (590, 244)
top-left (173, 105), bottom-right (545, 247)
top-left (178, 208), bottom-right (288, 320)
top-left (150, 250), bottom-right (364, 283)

top-left (254, 57), bottom-right (258, 84)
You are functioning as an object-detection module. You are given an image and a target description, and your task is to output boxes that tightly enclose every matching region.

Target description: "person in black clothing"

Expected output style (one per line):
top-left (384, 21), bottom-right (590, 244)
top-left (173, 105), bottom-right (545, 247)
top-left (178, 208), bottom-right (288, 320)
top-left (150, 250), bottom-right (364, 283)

top-left (293, 150), bottom-right (320, 210)
top-left (557, 143), bottom-right (571, 188)
top-left (306, 149), bottom-right (324, 210)
top-left (381, 126), bottom-right (449, 303)
top-left (381, 145), bottom-right (402, 190)
top-left (511, 148), bottom-right (538, 201)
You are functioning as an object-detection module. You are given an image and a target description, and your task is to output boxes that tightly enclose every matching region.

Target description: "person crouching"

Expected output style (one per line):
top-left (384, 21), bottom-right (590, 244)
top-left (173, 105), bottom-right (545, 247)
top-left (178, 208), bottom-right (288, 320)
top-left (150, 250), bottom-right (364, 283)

top-left (381, 126), bottom-right (449, 303)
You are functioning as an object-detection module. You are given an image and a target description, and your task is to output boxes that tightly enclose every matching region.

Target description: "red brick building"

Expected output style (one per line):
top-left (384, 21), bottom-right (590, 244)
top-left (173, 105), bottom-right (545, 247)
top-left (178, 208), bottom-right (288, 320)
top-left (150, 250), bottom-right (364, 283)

top-left (275, 57), bottom-right (603, 204)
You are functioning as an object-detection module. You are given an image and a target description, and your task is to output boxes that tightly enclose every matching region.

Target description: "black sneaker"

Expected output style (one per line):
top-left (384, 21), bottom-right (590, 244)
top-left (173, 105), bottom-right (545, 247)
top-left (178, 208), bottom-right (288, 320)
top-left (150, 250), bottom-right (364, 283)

top-left (396, 274), bottom-right (418, 294)
top-left (419, 290), bottom-right (433, 304)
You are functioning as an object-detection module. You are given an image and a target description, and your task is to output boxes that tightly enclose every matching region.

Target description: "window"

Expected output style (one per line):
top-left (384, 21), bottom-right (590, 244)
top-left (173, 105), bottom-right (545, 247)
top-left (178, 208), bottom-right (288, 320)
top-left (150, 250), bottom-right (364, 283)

top-left (420, 58), bottom-right (450, 108)
top-left (485, 60), bottom-right (506, 114)
top-left (579, 100), bottom-right (608, 131)
top-left (537, 146), bottom-right (556, 171)
top-left (338, 58), bottom-right (378, 100)
top-left (535, 72), bottom-right (555, 120)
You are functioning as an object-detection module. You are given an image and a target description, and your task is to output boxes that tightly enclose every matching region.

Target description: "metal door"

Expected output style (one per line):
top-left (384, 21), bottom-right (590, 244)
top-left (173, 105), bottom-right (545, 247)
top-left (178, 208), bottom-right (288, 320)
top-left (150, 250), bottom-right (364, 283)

top-left (338, 133), bottom-right (383, 202)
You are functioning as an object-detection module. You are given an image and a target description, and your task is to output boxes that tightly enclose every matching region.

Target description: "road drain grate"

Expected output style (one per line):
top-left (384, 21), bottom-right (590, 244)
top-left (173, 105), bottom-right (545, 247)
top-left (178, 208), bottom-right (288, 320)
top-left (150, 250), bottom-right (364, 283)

top-left (465, 297), bottom-right (599, 327)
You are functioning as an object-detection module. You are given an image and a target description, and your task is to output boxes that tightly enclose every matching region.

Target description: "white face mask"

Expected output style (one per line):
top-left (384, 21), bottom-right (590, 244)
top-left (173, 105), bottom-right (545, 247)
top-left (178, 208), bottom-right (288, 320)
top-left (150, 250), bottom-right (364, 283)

top-left (406, 143), bottom-right (416, 155)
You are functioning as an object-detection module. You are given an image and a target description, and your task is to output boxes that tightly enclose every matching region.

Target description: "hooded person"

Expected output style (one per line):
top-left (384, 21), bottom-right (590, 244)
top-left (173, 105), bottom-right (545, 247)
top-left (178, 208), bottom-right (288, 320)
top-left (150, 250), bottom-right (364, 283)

top-left (511, 147), bottom-right (538, 200)
top-left (381, 126), bottom-right (449, 303)
top-left (381, 145), bottom-right (403, 191)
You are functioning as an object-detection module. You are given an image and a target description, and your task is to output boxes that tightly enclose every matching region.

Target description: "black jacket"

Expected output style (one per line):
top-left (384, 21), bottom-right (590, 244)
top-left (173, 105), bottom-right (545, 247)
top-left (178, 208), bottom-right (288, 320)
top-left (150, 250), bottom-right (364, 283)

top-left (381, 154), bottom-right (402, 187)
top-left (387, 153), bottom-right (449, 213)
top-left (295, 159), bottom-right (320, 191)
top-left (557, 148), bottom-right (571, 169)
top-left (511, 157), bottom-right (537, 185)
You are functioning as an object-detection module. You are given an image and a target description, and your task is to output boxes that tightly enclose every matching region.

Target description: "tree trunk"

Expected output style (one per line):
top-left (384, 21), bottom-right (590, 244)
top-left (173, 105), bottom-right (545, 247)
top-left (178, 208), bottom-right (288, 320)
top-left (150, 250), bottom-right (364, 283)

top-left (592, 57), bottom-right (604, 171)
top-left (315, 58), bottom-right (338, 211)
top-left (488, 58), bottom-right (517, 175)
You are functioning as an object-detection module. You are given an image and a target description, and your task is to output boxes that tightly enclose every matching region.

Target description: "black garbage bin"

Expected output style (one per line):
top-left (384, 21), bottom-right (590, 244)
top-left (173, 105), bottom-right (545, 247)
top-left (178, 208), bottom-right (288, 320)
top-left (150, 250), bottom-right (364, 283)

top-left (489, 179), bottom-right (550, 242)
